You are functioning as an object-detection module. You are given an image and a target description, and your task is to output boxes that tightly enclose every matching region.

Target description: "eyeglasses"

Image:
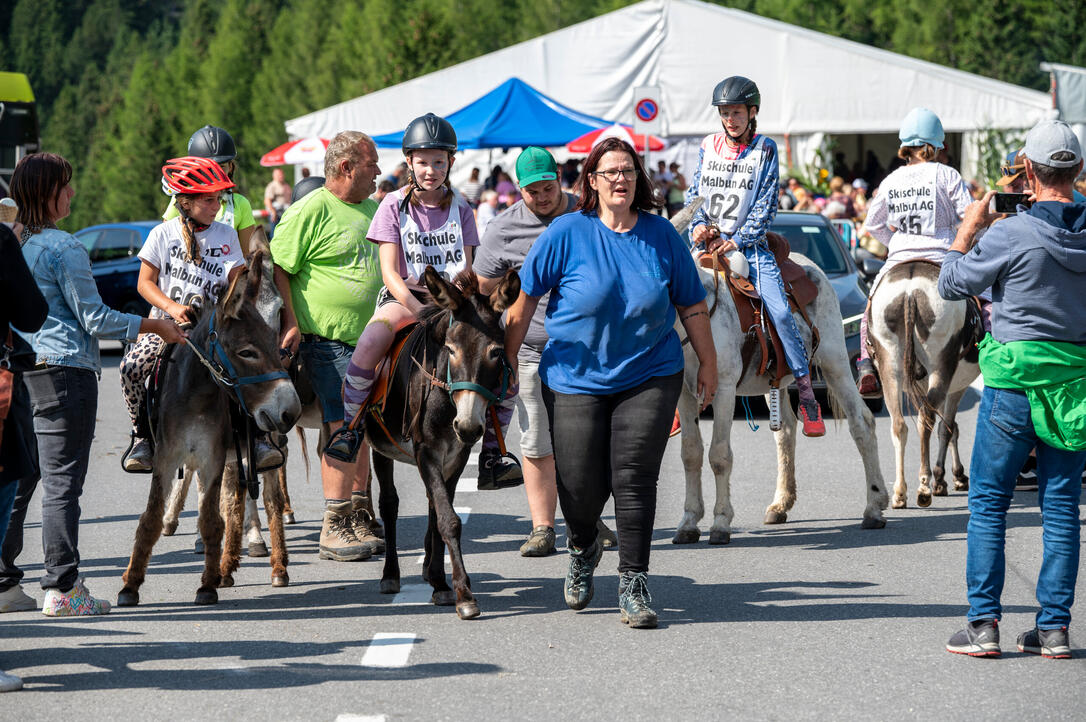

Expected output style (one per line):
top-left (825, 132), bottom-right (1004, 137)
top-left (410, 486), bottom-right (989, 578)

top-left (592, 168), bottom-right (638, 182)
top-left (1000, 165), bottom-right (1024, 177)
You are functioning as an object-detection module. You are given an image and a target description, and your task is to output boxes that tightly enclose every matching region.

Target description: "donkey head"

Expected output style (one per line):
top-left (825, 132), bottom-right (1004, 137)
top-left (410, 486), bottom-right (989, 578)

top-left (423, 266), bottom-right (520, 445)
top-left (216, 249), bottom-right (301, 433)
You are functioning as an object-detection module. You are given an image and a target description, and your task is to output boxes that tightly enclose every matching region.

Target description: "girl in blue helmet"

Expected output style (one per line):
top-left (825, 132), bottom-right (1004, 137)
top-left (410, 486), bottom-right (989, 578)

top-left (855, 107), bottom-right (973, 397)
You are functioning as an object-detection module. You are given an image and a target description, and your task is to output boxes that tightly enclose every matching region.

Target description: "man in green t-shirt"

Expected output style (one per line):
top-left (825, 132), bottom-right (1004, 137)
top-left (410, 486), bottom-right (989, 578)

top-left (271, 130), bottom-right (384, 563)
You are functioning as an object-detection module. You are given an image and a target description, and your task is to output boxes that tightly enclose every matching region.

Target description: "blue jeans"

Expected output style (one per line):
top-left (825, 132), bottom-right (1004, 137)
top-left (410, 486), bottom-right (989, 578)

top-left (0, 482), bottom-right (17, 545)
top-left (299, 337), bottom-right (354, 423)
top-left (745, 244), bottom-right (810, 378)
top-left (966, 386), bottom-right (1085, 628)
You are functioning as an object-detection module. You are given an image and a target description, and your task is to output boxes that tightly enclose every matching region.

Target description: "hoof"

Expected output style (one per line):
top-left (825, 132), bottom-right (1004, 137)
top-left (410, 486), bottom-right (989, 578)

top-left (117, 589), bottom-right (139, 607)
top-left (379, 578), bottom-right (400, 595)
top-left (861, 516), bottom-right (887, 530)
top-left (282, 512), bottom-right (296, 525)
top-left (431, 590), bottom-right (456, 606)
top-left (708, 529), bottom-right (731, 545)
top-left (162, 520), bottom-right (178, 536)
top-left (194, 589), bottom-right (218, 605)
top-left (954, 477), bottom-right (969, 492)
top-left (671, 528), bottom-right (701, 544)
top-left (891, 496), bottom-right (907, 509)
top-left (271, 574), bottom-right (289, 588)
top-left (763, 509), bottom-right (788, 525)
top-left (194, 539), bottom-right (205, 555)
top-left (456, 601), bottom-right (480, 620)
top-left (219, 575), bottom-right (234, 588)
top-left (248, 540), bottom-right (269, 558)
top-left (932, 483), bottom-right (948, 497)
top-left (916, 492), bottom-right (932, 508)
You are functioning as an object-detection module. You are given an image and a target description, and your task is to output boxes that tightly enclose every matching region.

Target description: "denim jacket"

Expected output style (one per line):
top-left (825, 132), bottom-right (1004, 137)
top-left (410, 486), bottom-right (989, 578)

top-left (19, 228), bottom-right (142, 373)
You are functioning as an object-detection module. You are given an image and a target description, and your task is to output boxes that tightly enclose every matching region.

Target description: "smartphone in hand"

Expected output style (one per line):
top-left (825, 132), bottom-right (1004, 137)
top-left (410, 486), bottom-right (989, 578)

top-left (991, 192), bottom-right (1031, 214)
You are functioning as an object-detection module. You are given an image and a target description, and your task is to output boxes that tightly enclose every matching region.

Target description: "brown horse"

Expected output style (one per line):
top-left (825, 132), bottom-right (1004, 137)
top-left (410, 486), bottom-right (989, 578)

top-left (368, 267), bottom-right (519, 620)
top-left (118, 250), bottom-right (301, 606)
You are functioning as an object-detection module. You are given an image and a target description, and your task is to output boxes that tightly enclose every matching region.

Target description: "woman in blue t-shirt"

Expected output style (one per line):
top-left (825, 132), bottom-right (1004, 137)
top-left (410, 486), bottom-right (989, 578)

top-left (504, 137), bottom-right (717, 629)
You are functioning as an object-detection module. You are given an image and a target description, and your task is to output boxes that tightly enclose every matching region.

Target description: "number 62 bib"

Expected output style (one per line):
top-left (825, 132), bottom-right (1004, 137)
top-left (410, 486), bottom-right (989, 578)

top-left (697, 134), bottom-right (765, 236)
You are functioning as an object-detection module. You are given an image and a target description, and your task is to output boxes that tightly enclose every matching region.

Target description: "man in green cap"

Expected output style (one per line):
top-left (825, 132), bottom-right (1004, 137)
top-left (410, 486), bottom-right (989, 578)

top-left (475, 147), bottom-right (616, 556)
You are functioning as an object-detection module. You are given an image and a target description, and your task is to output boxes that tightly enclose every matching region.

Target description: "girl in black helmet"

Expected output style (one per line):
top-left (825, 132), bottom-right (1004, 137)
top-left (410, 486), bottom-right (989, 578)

top-left (687, 76), bottom-right (824, 436)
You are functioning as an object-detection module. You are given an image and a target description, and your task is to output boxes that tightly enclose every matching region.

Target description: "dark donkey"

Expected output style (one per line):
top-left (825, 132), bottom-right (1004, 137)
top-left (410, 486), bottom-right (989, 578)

top-left (118, 250), bottom-right (301, 606)
top-left (367, 266), bottom-right (519, 620)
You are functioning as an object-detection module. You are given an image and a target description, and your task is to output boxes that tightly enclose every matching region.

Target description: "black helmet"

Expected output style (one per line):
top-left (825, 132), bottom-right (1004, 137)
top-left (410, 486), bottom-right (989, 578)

top-left (712, 76), bottom-right (760, 109)
top-left (188, 125), bottom-right (237, 165)
top-left (402, 113), bottom-right (457, 154)
top-left (291, 175), bottom-right (325, 204)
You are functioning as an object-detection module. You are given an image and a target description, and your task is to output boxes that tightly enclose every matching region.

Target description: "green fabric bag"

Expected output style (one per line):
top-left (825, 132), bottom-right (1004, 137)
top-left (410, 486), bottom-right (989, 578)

top-left (978, 334), bottom-right (1086, 452)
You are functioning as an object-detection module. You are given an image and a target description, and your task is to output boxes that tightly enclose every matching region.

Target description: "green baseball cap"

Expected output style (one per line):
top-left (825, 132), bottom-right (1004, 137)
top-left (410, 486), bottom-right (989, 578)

top-left (515, 146), bottom-right (558, 187)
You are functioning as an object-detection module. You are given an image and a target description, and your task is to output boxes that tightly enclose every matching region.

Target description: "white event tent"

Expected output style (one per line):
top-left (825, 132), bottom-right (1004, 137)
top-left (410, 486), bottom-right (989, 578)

top-left (285, 0), bottom-right (1054, 184)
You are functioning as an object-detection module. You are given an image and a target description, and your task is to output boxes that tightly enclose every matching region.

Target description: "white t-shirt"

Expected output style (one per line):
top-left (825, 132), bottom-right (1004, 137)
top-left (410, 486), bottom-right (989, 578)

top-left (138, 218), bottom-right (245, 318)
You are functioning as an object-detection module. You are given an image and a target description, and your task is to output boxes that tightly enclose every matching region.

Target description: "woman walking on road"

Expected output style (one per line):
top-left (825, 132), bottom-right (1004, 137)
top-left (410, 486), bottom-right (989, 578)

top-left (504, 138), bottom-right (717, 629)
top-left (0, 153), bottom-right (185, 618)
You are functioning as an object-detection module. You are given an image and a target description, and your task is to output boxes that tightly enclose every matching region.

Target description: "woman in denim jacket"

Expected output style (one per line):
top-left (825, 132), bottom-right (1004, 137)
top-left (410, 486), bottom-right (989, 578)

top-left (0, 153), bottom-right (185, 617)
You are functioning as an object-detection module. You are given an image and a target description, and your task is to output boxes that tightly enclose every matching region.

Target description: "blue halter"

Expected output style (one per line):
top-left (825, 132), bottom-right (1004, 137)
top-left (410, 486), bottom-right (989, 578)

top-left (442, 314), bottom-right (512, 406)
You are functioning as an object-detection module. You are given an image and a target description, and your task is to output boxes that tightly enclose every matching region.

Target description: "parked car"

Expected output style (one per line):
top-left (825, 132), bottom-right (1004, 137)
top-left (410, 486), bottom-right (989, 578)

top-left (74, 221), bottom-right (159, 317)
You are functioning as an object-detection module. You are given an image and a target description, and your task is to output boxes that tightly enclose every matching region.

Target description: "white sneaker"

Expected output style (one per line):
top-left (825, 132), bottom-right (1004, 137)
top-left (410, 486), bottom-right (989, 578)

top-left (42, 578), bottom-right (111, 617)
top-left (0, 670), bottom-right (23, 693)
top-left (0, 584), bottom-right (37, 613)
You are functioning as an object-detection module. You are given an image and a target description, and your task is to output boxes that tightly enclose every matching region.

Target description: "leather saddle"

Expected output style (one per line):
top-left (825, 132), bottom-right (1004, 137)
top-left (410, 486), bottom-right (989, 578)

top-left (366, 323), bottom-right (423, 416)
top-left (698, 232), bottom-right (820, 386)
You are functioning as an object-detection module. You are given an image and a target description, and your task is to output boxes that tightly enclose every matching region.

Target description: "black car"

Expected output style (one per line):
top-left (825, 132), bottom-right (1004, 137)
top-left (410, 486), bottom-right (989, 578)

top-left (74, 221), bottom-right (159, 316)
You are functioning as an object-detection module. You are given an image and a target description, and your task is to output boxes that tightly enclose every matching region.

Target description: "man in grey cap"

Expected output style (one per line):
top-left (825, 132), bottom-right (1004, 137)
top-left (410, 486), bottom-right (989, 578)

top-left (939, 119), bottom-right (1086, 660)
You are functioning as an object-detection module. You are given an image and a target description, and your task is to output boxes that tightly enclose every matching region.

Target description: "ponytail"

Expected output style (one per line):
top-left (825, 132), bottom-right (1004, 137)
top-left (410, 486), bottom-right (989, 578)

top-left (174, 195), bottom-right (203, 264)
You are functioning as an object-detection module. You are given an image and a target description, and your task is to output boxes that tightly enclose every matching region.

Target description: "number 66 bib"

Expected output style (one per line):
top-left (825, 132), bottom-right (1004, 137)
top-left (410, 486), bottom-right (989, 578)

top-left (698, 134), bottom-right (765, 236)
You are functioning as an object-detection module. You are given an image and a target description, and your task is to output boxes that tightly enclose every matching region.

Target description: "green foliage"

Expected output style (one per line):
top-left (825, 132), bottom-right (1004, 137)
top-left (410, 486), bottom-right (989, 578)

top-left (972, 127), bottom-right (1025, 191)
top-left (3, 0), bottom-right (1083, 228)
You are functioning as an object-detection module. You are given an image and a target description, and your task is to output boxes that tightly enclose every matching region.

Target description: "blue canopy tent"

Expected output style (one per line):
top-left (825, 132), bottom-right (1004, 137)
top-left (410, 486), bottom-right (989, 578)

top-left (370, 77), bottom-right (615, 149)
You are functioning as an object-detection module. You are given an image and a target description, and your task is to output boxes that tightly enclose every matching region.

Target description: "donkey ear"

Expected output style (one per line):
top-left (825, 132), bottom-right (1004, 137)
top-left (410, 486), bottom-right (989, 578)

top-left (221, 267), bottom-right (248, 319)
top-left (489, 268), bottom-right (521, 313)
top-left (248, 225), bottom-right (271, 258)
top-left (423, 265), bottom-right (464, 312)
top-left (245, 249), bottom-right (265, 302)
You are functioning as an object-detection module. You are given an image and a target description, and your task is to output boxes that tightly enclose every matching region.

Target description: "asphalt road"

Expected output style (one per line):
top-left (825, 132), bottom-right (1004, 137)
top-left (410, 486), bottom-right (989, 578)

top-left (2, 345), bottom-right (1083, 721)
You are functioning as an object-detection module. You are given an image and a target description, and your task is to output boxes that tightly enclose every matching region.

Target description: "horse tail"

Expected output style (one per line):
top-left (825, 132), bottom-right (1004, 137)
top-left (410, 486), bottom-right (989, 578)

top-left (902, 290), bottom-right (936, 420)
top-left (295, 426), bottom-right (311, 483)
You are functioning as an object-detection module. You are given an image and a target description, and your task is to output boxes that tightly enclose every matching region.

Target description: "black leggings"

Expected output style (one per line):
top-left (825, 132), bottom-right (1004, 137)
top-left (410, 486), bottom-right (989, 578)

top-left (542, 370), bottom-right (683, 573)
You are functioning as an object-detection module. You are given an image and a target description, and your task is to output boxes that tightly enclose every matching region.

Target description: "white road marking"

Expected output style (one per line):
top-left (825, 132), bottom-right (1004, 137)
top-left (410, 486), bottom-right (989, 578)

top-left (391, 583), bottom-right (432, 605)
top-left (970, 375), bottom-right (985, 392)
top-left (360, 633), bottom-right (417, 668)
top-left (416, 507), bottom-right (471, 564)
top-left (335, 715), bottom-right (388, 722)
top-left (458, 476), bottom-right (478, 492)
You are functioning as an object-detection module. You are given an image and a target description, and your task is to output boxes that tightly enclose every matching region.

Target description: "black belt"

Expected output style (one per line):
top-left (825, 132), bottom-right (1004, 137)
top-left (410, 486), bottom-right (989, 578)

top-left (301, 333), bottom-right (331, 344)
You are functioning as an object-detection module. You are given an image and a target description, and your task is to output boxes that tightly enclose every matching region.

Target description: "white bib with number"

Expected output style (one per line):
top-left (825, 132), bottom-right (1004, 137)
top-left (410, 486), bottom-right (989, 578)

top-left (398, 190), bottom-right (468, 285)
top-left (882, 163), bottom-right (937, 236)
top-left (697, 134), bottom-right (765, 236)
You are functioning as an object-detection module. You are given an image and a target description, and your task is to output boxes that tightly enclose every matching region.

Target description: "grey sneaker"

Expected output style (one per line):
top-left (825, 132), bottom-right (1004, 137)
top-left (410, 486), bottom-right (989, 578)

top-left (318, 501), bottom-right (372, 561)
top-left (946, 619), bottom-right (1000, 657)
top-left (123, 437), bottom-right (153, 472)
top-left (618, 571), bottom-right (658, 629)
top-left (564, 540), bottom-right (603, 610)
top-left (477, 448), bottom-right (523, 490)
top-left (0, 584), bottom-right (37, 613)
top-left (520, 525), bottom-right (556, 557)
top-left (253, 436), bottom-right (285, 472)
top-left (1017, 627), bottom-right (1071, 659)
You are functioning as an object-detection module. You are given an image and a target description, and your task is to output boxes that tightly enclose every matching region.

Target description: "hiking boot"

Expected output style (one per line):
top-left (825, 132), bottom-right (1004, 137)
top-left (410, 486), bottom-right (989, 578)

top-left (564, 540), bottom-right (603, 610)
top-left (946, 618), bottom-right (1000, 657)
top-left (478, 448), bottom-right (523, 490)
top-left (520, 525), bottom-right (556, 557)
top-left (1017, 627), bottom-right (1071, 659)
top-left (318, 501), bottom-right (372, 561)
top-left (350, 496), bottom-right (385, 555)
top-left (596, 519), bottom-right (618, 549)
top-left (42, 578), bottom-right (111, 617)
top-left (669, 410), bottom-right (681, 438)
top-left (856, 358), bottom-right (882, 398)
top-left (253, 436), bottom-right (285, 472)
top-left (798, 399), bottom-right (826, 437)
top-left (1015, 455), bottom-right (1038, 491)
top-left (618, 571), bottom-right (658, 629)
top-left (0, 584), bottom-right (37, 613)
top-left (123, 436), bottom-right (153, 473)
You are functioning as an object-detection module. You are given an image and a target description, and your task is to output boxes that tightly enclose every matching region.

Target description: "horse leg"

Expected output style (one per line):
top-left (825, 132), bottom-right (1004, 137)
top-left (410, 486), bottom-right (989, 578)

top-left (707, 391), bottom-right (737, 542)
top-left (674, 377), bottom-right (706, 544)
top-left (262, 469), bottom-right (289, 586)
top-left (278, 467), bottom-right (295, 525)
top-left (192, 471), bottom-right (207, 554)
top-left (765, 392), bottom-right (797, 524)
top-left (943, 388), bottom-right (969, 491)
top-left (161, 466), bottom-right (194, 536)
top-left (424, 501), bottom-right (450, 599)
top-left (422, 458), bottom-right (477, 619)
top-left (881, 367), bottom-right (909, 509)
top-left (196, 470), bottom-right (225, 604)
top-left (933, 418), bottom-right (951, 495)
top-left (217, 463), bottom-right (244, 588)
top-left (118, 470), bottom-right (170, 606)
top-left (244, 496), bottom-right (269, 558)
top-left (916, 375), bottom-right (949, 507)
top-left (374, 453), bottom-right (401, 595)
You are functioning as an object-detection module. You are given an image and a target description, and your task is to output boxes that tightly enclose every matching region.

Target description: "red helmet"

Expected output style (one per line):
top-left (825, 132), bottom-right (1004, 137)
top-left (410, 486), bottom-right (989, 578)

top-left (161, 156), bottom-right (235, 196)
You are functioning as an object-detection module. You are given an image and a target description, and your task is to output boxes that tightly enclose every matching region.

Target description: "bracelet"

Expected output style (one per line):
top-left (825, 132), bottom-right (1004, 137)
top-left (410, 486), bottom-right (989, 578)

top-left (681, 310), bottom-right (708, 322)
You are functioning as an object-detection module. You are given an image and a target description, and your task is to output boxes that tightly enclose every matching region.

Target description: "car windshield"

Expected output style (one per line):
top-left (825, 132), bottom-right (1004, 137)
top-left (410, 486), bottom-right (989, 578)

top-left (770, 220), bottom-right (851, 276)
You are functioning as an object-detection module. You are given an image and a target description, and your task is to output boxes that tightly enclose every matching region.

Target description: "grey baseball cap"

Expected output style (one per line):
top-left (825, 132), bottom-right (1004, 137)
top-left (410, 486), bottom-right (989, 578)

top-left (1023, 120), bottom-right (1082, 168)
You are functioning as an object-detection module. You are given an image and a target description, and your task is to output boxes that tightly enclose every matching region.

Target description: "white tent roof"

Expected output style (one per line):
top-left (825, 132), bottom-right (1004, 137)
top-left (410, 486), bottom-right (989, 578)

top-left (286, 0), bottom-right (1052, 142)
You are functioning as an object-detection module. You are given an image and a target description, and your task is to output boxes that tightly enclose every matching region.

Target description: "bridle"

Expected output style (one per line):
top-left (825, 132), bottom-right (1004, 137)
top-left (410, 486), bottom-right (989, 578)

top-left (411, 313), bottom-right (513, 406)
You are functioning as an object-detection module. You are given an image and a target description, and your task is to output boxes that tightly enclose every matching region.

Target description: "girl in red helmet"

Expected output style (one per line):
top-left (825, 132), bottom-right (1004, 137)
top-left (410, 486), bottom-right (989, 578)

top-left (120, 157), bottom-right (247, 472)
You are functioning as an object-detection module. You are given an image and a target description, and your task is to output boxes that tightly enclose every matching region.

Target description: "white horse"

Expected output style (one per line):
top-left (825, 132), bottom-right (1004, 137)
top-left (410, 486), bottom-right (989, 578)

top-left (673, 215), bottom-right (889, 543)
top-left (867, 261), bottom-right (979, 508)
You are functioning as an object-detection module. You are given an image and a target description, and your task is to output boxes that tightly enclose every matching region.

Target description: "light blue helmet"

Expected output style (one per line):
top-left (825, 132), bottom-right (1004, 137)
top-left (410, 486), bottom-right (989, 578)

top-left (899, 107), bottom-right (945, 150)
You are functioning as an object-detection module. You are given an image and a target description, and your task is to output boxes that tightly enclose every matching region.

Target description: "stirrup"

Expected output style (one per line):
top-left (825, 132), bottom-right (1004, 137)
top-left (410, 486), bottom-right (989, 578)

top-left (325, 424), bottom-right (363, 463)
top-left (121, 434), bottom-right (154, 474)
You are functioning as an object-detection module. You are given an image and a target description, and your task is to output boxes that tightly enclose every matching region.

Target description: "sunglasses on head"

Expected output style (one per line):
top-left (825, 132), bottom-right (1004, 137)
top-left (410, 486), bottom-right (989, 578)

top-left (1000, 165), bottom-right (1024, 177)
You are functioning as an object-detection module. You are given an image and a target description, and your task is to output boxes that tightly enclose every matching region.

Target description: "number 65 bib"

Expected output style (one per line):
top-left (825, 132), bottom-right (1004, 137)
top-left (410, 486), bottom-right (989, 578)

top-left (882, 162), bottom-right (937, 236)
top-left (698, 134), bottom-right (765, 236)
